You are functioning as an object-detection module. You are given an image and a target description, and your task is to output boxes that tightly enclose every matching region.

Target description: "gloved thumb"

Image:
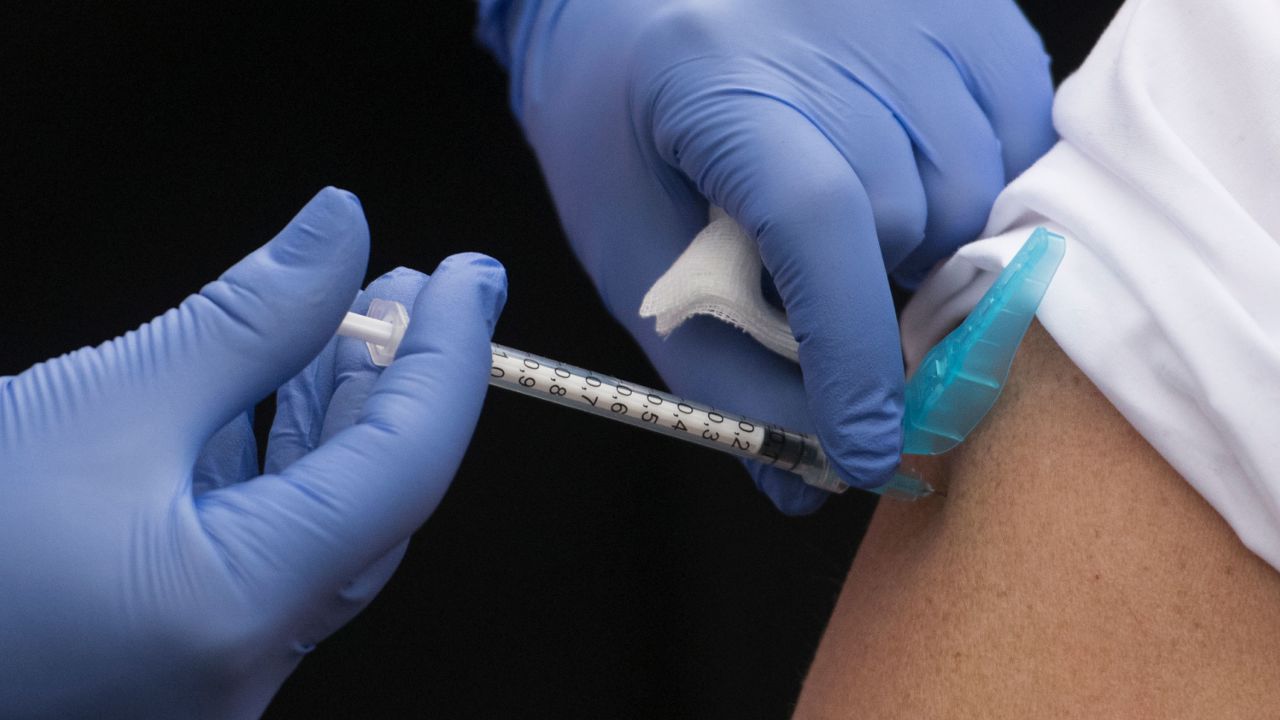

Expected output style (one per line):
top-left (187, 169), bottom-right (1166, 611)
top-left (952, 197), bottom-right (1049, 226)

top-left (116, 187), bottom-right (369, 449)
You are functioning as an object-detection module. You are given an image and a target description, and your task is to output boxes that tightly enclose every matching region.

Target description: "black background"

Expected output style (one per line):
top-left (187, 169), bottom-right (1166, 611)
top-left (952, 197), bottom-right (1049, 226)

top-left (0, 2), bottom-right (1121, 717)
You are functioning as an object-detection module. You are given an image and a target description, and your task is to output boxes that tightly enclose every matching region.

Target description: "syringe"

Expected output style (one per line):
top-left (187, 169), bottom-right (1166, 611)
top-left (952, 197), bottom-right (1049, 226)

top-left (335, 227), bottom-right (1066, 502)
top-left (337, 296), bottom-right (927, 499)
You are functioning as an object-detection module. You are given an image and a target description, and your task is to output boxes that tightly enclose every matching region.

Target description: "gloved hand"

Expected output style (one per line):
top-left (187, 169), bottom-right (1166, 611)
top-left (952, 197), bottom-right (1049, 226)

top-left (0, 187), bottom-right (507, 718)
top-left (478, 0), bottom-right (1055, 512)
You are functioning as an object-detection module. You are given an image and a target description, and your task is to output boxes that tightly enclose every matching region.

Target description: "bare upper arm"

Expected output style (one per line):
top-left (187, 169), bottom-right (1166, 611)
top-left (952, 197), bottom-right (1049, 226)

top-left (794, 322), bottom-right (1280, 719)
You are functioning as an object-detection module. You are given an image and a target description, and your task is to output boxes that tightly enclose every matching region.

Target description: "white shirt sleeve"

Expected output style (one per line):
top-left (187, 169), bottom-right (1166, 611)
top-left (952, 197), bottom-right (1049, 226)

top-left (901, 0), bottom-right (1280, 570)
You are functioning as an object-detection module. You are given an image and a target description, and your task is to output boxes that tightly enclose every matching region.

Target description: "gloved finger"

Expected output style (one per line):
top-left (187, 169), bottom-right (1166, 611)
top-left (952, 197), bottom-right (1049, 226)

top-left (263, 343), bottom-right (338, 475)
top-left (117, 187), bottom-right (369, 451)
top-left (192, 410), bottom-right (257, 495)
top-left (797, 79), bottom-right (928, 270)
top-left (634, 315), bottom-right (831, 515)
top-left (653, 95), bottom-right (903, 489)
top-left (262, 268), bottom-right (432, 644)
top-left (321, 268), bottom-right (434, 441)
top-left (889, 69), bottom-right (1008, 287)
top-left (198, 253), bottom-right (506, 598)
top-left (943, 1), bottom-right (1057, 180)
top-left (263, 268), bottom-right (428, 474)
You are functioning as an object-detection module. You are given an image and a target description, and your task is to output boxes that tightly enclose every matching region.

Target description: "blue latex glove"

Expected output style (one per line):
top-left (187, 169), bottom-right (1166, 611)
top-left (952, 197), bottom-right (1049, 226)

top-left (478, 0), bottom-right (1055, 512)
top-left (0, 188), bottom-right (507, 718)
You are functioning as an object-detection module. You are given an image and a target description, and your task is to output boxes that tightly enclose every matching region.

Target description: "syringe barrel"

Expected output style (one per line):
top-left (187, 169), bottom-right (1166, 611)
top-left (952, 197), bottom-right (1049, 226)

top-left (486, 343), bottom-right (849, 493)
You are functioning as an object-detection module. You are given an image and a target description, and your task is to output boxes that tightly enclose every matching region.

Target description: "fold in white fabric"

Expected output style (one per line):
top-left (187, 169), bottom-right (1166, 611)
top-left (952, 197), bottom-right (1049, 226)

top-left (641, 0), bottom-right (1280, 571)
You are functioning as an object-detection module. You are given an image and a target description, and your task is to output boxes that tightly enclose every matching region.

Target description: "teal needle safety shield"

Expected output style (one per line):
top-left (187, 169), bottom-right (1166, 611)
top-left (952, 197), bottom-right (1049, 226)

top-left (900, 227), bottom-right (1067, 456)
